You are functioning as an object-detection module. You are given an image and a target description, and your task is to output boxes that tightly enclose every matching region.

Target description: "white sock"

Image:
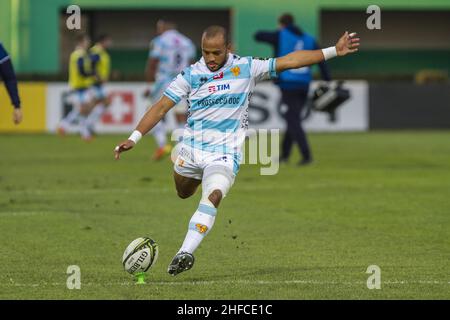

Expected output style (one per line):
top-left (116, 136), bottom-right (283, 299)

top-left (60, 109), bottom-right (80, 129)
top-left (86, 104), bottom-right (106, 131)
top-left (152, 121), bottom-right (167, 148)
top-left (79, 116), bottom-right (91, 139)
top-left (179, 200), bottom-right (217, 254)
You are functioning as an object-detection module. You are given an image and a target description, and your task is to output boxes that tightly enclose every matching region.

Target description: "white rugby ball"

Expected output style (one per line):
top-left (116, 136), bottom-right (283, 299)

top-left (122, 237), bottom-right (159, 274)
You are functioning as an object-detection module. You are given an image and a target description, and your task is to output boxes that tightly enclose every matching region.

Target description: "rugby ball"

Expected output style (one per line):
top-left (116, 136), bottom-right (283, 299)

top-left (122, 237), bottom-right (159, 274)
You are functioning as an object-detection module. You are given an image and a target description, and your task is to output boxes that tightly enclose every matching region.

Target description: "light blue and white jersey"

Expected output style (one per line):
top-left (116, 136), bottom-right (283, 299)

top-left (163, 53), bottom-right (277, 156)
top-left (149, 30), bottom-right (196, 99)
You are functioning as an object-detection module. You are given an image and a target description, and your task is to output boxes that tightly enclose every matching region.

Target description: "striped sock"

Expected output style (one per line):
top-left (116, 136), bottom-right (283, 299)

top-left (179, 201), bottom-right (217, 254)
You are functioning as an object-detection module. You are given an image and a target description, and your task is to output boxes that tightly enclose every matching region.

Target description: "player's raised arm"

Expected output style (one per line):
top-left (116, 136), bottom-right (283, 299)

top-left (275, 31), bottom-right (360, 73)
top-left (114, 95), bottom-right (175, 160)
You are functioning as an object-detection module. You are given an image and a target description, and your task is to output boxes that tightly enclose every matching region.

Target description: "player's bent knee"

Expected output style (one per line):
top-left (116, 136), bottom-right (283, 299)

top-left (207, 189), bottom-right (223, 207)
top-left (201, 166), bottom-right (235, 208)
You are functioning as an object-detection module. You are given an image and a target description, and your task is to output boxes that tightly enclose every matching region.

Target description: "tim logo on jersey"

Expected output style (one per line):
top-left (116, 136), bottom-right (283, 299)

top-left (208, 83), bottom-right (230, 93)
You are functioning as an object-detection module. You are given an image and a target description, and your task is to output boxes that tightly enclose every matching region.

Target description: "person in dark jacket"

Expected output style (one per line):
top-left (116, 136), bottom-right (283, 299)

top-left (255, 14), bottom-right (331, 165)
top-left (0, 42), bottom-right (22, 124)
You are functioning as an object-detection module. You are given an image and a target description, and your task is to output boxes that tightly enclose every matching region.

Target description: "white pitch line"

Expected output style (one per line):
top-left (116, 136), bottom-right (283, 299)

top-left (2, 185), bottom-right (301, 196)
top-left (0, 211), bottom-right (51, 217)
top-left (2, 185), bottom-right (292, 194)
top-left (2, 279), bottom-right (449, 287)
top-left (2, 188), bottom-right (172, 195)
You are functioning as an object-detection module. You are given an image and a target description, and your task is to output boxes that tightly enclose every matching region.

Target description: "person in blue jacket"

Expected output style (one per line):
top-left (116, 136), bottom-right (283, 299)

top-left (255, 14), bottom-right (331, 165)
top-left (0, 42), bottom-right (22, 124)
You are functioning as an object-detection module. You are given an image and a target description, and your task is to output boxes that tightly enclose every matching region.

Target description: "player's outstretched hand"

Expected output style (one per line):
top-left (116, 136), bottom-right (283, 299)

top-left (336, 31), bottom-right (360, 56)
top-left (13, 109), bottom-right (23, 125)
top-left (114, 140), bottom-right (135, 160)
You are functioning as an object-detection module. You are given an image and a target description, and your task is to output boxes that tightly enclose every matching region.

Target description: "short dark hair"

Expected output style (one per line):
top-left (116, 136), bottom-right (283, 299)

top-left (202, 25), bottom-right (229, 45)
top-left (75, 33), bottom-right (89, 44)
top-left (159, 18), bottom-right (177, 29)
top-left (278, 13), bottom-right (294, 26)
top-left (96, 34), bottom-right (110, 43)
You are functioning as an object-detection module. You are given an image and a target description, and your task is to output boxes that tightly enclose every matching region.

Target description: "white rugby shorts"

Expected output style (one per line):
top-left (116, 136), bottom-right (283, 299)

top-left (173, 143), bottom-right (241, 181)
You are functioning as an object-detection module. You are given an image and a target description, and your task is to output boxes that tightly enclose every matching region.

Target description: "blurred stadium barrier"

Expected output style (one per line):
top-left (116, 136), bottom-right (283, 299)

top-left (2, 80), bottom-right (449, 133)
top-left (1, 81), bottom-right (369, 133)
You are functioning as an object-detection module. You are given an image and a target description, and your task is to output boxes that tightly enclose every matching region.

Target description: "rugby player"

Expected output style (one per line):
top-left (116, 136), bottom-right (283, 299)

top-left (115, 26), bottom-right (359, 276)
top-left (84, 34), bottom-right (112, 136)
top-left (145, 19), bottom-right (196, 160)
top-left (58, 34), bottom-right (97, 140)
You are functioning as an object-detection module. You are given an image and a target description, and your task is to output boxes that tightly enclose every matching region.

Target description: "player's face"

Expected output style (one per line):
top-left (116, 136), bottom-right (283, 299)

top-left (102, 38), bottom-right (112, 48)
top-left (81, 37), bottom-right (91, 50)
top-left (156, 20), bottom-right (165, 35)
top-left (201, 35), bottom-right (229, 72)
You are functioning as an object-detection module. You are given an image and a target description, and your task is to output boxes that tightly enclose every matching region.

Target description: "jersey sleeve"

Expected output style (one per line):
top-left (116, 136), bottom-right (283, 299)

top-left (0, 43), bottom-right (10, 64)
top-left (163, 68), bottom-right (191, 104)
top-left (148, 38), bottom-right (163, 59)
top-left (249, 57), bottom-right (277, 82)
top-left (0, 48), bottom-right (21, 108)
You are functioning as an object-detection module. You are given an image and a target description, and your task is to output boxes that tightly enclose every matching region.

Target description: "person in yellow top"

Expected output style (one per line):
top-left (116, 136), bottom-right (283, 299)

top-left (84, 34), bottom-right (113, 137)
top-left (59, 34), bottom-right (97, 140)
top-left (68, 36), bottom-right (94, 91)
top-left (90, 35), bottom-right (111, 85)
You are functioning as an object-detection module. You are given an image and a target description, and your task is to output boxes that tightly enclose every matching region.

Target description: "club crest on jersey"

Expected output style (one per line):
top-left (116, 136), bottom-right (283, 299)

top-left (208, 83), bottom-right (230, 93)
top-left (195, 224), bottom-right (208, 234)
top-left (231, 66), bottom-right (240, 77)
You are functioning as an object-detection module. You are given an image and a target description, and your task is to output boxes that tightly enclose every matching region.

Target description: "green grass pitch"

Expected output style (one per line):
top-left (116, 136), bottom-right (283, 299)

top-left (0, 132), bottom-right (449, 299)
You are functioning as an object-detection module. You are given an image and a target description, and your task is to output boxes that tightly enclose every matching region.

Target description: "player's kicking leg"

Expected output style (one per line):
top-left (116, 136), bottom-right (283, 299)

top-left (168, 163), bottom-right (235, 276)
top-left (58, 90), bottom-right (86, 136)
top-left (78, 100), bottom-right (97, 141)
top-left (85, 85), bottom-right (110, 136)
top-left (173, 171), bottom-right (201, 199)
top-left (167, 171), bottom-right (201, 275)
